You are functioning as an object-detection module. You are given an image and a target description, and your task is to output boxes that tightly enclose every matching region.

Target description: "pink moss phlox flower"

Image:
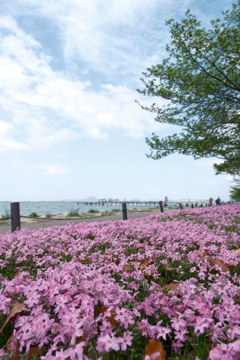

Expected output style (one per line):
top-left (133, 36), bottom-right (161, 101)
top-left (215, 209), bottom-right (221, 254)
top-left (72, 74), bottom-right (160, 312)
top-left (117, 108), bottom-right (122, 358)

top-left (148, 321), bottom-right (171, 340)
top-left (209, 342), bottom-right (236, 360)
top-left (0, 349), bottom-right (5, 356)
top-left (114, 307), bottom-right (134, 329)
top-left (41, 348), bottom-right (67, 360)
top-left (96, 333), bottom-right (120, 353)
top-left (62, 342), bottom-right (85, 360)
top-left (99, 320), bottom-right (114, 334)
top-left (194, 317), bottom-right (214, 335)
top-left (171, 317), bottom-right (187, 332)
top-left (0, 203), bottom-right (239, 358)
top-left (174, 329), bottom-right (188, 342)
top-left (118, 331), bottom-right (133, 351)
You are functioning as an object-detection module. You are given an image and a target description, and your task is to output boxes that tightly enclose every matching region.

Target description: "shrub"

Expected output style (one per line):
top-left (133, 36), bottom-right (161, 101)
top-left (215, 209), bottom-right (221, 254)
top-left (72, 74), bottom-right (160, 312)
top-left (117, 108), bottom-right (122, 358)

top-left (29, 212), bottom-right (39, 218)
top-left (67, 209), bottom-right (80, 217)
top-left (1, 210), bottom-right (11, 220)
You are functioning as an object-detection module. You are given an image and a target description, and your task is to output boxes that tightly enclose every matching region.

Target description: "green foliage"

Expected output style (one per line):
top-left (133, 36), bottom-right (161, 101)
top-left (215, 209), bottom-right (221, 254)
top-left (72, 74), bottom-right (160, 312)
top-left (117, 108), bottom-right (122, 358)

top-left (67, 209), bottom-right (80, 217)
top-left (103, 330), bottom-right (147, 360)
top-left (88, 209), bottom-right (100, 213)
top-left (29, 212), bottom-right (39, 218)
top-left (45, 214), bottom-right (52, 218)
top-left (1, 210), bottom-right (11, 220)
top-left (137, 1), bottom-right (240, 177)
top-left (61, 254), bottom-right (73, 262)
top-left (230, 185), bottom-right (240, 201)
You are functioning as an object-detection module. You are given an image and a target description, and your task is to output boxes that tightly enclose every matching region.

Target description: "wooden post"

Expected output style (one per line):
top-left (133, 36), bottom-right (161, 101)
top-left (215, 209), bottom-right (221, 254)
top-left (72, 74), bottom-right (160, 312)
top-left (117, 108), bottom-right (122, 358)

top-left (159, 201), bottom-right (164, 213)
top-left (122, 202), bottom-right (128, 220)
top-left (11, 202), bottom-right (20, 233)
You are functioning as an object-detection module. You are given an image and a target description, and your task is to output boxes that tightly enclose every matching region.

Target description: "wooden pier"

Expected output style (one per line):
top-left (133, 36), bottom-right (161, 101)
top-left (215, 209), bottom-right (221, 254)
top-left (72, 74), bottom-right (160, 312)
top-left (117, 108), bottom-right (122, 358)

top-left (78, 200), bottom-right (161, 207)
top-left (77, 199), bottom-right (209, 207)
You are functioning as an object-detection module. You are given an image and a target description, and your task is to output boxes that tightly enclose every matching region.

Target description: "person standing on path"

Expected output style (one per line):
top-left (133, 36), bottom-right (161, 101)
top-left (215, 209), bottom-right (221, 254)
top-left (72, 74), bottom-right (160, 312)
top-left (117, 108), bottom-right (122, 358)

top-left (209, 197), bottom-right (213, 206)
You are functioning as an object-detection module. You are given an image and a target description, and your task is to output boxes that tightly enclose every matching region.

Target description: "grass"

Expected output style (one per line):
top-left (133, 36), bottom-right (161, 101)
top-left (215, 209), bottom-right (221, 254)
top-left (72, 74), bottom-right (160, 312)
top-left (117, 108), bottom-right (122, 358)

top-left (0, 210), bottom-right (11, 220)
top-left (87, 209), bottom-right (100, 214)
top-left (67, 209), bottom-right (80, 217)
top-left (29, 212), bottom-right (39, 218)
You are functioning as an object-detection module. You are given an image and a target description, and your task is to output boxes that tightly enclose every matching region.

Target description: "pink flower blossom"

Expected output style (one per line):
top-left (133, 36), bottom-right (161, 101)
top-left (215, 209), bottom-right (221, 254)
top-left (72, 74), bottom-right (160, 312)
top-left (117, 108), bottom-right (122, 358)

top-left (62, 342), bottom-right (85, 360)
top-left (119, 331), bottom-right (133, 351)
top-left (96, 334), bottom-right (120, 353)
top-left (209, 343), bottom-right (233, 360)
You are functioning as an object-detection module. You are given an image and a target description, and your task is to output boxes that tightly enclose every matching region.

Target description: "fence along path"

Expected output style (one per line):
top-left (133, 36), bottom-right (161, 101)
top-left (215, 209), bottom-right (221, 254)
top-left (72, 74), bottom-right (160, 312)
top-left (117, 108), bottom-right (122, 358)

top-left (8, 201), bottom-right (165, 233)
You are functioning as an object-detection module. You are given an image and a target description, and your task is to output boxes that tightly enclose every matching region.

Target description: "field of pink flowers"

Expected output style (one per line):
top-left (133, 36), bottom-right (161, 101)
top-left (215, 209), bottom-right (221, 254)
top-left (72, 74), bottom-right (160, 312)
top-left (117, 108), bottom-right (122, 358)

top-left (0, 204), bottom-right (240, 360)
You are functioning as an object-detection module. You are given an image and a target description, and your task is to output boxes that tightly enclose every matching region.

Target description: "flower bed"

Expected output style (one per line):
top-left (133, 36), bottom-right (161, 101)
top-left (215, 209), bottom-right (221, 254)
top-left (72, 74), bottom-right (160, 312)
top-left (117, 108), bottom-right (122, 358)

top-left (0, 203), bottom-right (240, 360)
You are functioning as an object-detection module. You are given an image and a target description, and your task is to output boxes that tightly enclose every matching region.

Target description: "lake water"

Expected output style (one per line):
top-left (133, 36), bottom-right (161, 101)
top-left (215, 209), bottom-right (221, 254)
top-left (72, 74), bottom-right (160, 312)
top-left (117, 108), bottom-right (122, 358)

top-left (0, 201), bottom-right (164, 216)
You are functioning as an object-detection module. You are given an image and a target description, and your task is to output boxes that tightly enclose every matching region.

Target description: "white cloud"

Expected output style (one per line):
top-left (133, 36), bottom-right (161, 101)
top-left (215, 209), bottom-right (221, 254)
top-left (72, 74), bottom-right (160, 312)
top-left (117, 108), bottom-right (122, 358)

top-left (0, 139), bottom-right (28, 152)
top-left (0, 120), bottom-right (13, 135)
top-left (202, 180), bottom-right (217, 185)
top-left (0, 120), bottom-right (28, 152)
top-left (9, 157), bottom-right (72, 176)
top-left (44, 128), bottom-right (80, 145)
top-left (41, 164), bottom-right (72, 176)
top-left (2, 0), bottom-right (192, 78)
top-left (225, 175), bottom-right (234, 182)
top-left (195, 159), bottom-right (224, 168)
top-left (0, 17), bottom-right (168, 152)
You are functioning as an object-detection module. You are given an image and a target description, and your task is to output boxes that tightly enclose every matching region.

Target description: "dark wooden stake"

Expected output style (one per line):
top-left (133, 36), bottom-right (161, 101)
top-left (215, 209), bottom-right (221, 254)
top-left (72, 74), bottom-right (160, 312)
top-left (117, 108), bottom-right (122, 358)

top-left (122, 202), bottom-right (128, 220)
top-left (11, 202), bottom-right (20, 233)
top-left (159, 201), bottom-right (164, 213)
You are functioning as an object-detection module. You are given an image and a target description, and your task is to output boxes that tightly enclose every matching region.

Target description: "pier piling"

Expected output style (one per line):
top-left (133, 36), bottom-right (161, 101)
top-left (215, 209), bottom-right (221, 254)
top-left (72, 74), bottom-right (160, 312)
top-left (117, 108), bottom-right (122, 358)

top-left (122, 202), bottom-right (128, 220)
top-left (11, 202), bottom-right (21, 233)
top-left (159, 201), bottom-right (164, 213)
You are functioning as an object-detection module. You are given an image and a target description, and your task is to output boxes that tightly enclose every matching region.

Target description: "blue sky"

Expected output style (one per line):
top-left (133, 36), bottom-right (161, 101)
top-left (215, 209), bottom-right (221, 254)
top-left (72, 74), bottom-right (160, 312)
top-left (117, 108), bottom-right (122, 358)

top-left (0, 0), bottom-right (234, 202)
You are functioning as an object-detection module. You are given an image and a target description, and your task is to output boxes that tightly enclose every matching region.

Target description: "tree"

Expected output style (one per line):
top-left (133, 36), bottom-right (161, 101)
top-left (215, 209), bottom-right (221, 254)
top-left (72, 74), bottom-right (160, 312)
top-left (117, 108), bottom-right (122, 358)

top-left (229, 184), bottom-right (240, 201)
top-left (137, 1), bottom-right (240, 177)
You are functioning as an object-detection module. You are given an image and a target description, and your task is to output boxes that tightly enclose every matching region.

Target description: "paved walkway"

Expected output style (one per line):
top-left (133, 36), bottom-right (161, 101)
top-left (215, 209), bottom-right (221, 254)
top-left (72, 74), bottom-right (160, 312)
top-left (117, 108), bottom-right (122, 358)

top-left (0, 208), bottom-right (171, 235)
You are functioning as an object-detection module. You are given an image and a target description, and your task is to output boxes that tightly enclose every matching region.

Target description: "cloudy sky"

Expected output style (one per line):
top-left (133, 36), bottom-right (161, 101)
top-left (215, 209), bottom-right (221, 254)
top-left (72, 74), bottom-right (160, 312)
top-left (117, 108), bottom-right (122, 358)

top-left (0, 0), bottom-right (234, 202)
